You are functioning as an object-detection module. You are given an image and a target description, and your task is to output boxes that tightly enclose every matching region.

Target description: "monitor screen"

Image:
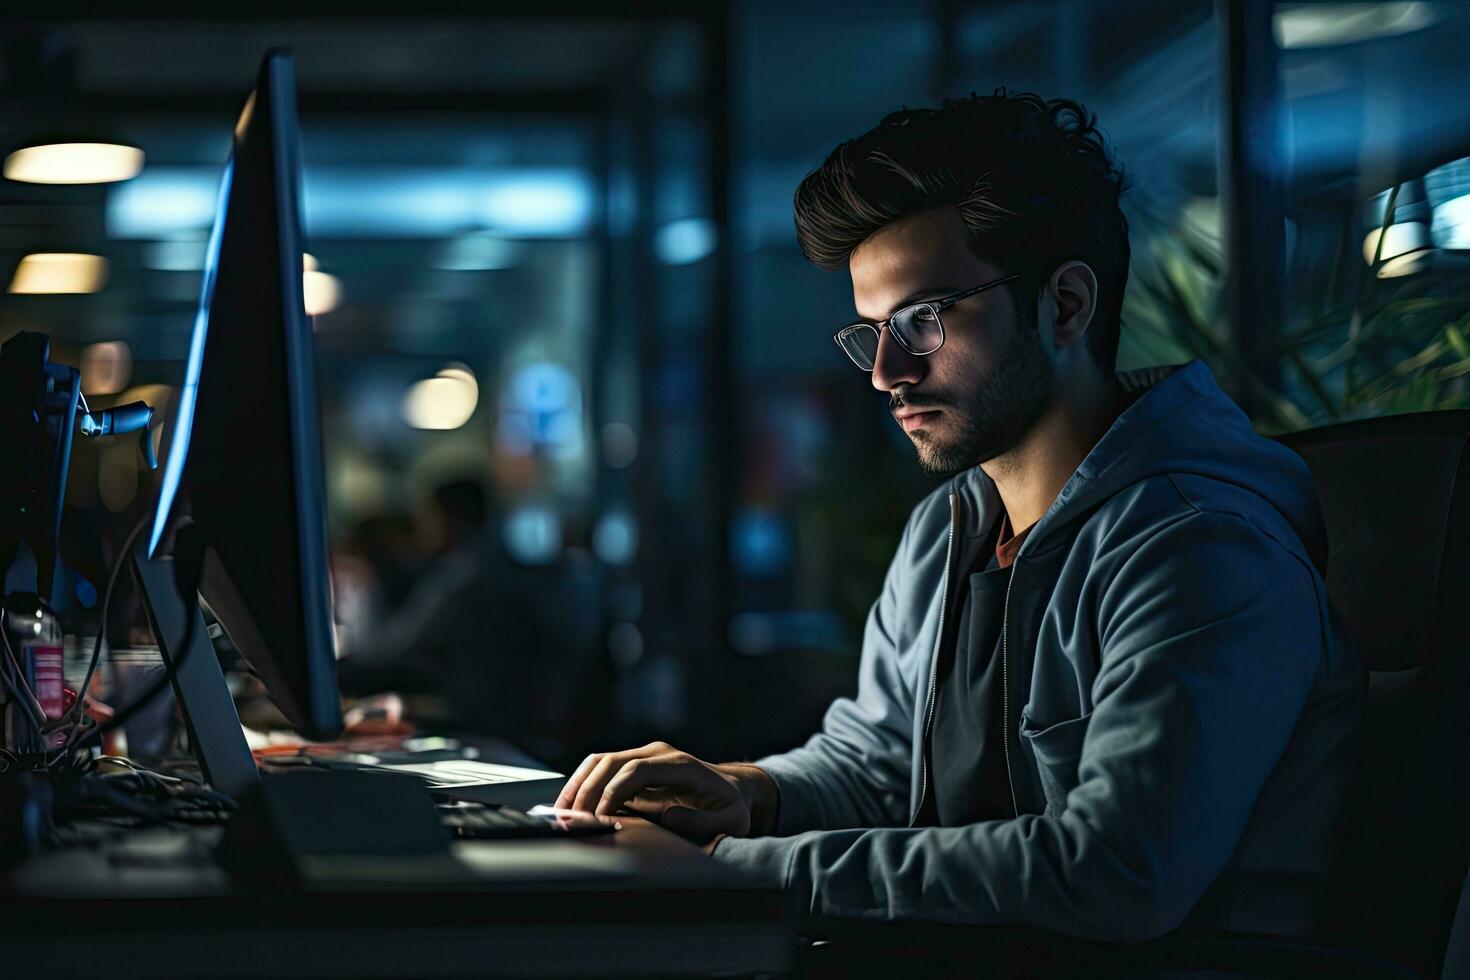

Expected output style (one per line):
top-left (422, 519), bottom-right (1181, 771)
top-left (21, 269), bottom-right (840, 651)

top-left (150, 51), bottom-right (341, 741)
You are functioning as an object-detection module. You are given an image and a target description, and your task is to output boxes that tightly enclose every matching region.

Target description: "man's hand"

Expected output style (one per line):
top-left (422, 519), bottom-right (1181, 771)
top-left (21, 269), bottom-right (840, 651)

top-left (553, 741), bottom-right (777, 844)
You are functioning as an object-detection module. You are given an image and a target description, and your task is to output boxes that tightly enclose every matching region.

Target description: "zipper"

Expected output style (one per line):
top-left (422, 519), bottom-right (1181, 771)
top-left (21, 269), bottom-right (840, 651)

top-left (911, 490), bottom-right (959, 826)
top-left (1000, 561), bottom-right (1020, 818)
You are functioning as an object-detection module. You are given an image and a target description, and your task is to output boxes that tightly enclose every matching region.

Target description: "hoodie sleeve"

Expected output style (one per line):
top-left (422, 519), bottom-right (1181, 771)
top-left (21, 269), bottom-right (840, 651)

top-left (715, 509), bottom-right (1326, 942)
top-left (748, 496), bottom-right (937, 833)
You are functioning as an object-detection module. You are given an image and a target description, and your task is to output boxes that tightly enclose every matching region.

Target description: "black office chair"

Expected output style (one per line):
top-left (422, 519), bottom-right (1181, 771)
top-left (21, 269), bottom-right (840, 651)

top-left (1118, 409), bottom-right (1470, 979)
top-left (799, 410), bottom-right (1470, 980)
top-left (1271, 409), bottom-right (1470, 979)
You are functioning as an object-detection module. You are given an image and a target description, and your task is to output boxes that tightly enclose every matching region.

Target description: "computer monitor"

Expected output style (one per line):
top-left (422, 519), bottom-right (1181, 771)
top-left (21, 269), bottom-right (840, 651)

top-left (146, 50), bottom-right (341, 762)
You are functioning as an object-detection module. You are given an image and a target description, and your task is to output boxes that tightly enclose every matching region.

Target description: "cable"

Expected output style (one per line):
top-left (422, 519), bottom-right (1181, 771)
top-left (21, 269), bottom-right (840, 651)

top-left (52, 754), bottom-right (237, 826)
top-left (57, 512), bottom-right (150, 743)
top-left (96, 755), bottom-right (186, 783)
top-left (63, 548), bottom-right (203, 755)
top-left (0, 610), bottom-right (47, 731)
top-left (94, 757), bottom-right (235, 811)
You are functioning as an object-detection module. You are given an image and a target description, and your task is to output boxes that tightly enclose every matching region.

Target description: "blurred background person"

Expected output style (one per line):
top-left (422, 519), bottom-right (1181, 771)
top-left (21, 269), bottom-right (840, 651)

top-left (336, 477), bottom-right (599, 764)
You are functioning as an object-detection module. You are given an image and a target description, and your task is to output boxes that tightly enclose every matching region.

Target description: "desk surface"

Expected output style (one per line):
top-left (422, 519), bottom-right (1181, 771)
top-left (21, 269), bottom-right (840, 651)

top-left (0, 815), bottom-right (794, 978)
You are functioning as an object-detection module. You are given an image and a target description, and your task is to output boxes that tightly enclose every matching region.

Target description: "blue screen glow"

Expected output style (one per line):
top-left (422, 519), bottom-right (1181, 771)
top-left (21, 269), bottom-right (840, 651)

top-left (148, 158), bottom-right (235, 558)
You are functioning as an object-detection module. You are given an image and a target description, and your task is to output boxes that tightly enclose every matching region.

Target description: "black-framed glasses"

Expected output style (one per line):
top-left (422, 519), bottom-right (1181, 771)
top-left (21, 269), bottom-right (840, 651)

top-left (832, 273), bottom-right (1020, 371)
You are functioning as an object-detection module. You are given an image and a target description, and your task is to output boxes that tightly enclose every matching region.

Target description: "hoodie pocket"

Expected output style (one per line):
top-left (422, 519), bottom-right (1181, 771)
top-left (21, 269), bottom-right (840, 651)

top-left (1019, 711), bottom-right (1091, 818)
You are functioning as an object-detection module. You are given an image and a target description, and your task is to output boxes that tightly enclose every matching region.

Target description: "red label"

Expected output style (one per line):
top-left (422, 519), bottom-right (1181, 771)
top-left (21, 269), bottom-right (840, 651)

top-left (28, 644), bottom-right (65, 720)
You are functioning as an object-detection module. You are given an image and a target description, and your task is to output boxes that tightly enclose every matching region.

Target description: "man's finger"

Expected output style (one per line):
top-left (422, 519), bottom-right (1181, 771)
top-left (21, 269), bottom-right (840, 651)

top-left (572, 750), bottom-right (660, 813)
top-left (555, 752), bottom-right (604, 809)
top-left (615, 796), bottom-right (671, 819)
top-left (598, 757), bottom-right (717, 817)
top-left (558, 743), bottom-right (679, 811)
top-left (570, 754), bottom-right (625, 812)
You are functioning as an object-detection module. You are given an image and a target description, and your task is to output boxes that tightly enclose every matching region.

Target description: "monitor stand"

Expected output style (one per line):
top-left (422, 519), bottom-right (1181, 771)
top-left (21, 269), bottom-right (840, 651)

top-left (129, 525), bottom-right (457, 883)
top-left (132, 539), bottom-right (450, 884)
top-left (132, 537), bottom-right (259, 799)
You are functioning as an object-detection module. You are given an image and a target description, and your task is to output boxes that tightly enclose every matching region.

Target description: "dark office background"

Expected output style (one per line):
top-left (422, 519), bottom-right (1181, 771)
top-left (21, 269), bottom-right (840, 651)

top-left (2, 1), bottom-right (1467, 772)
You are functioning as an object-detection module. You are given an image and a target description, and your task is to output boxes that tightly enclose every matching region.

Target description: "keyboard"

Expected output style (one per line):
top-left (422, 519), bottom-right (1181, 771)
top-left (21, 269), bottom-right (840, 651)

top-left (438, 802), bottom-right (620, 839)
top-left (439, 802), bottom-right (559, 839)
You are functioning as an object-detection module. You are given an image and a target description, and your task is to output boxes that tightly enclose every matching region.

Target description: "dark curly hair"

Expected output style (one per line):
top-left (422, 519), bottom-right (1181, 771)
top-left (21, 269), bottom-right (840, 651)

top-left (794, 90), bottom-right (1130, 376)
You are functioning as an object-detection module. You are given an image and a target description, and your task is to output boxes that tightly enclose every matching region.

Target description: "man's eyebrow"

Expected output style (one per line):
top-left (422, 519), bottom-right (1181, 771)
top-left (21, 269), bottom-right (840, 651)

top-left (856, 286), bottom-right (959, 323)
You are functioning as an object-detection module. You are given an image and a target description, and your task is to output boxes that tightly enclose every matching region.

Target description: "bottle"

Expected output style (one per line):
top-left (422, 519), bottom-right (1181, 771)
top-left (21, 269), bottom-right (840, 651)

top-left (3, 596), bottom-right (65, 751)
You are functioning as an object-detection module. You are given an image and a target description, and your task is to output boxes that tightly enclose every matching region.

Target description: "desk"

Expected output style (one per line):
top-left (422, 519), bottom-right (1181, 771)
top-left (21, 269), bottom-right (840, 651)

top-left (0, 815), bottom-right (794, 978)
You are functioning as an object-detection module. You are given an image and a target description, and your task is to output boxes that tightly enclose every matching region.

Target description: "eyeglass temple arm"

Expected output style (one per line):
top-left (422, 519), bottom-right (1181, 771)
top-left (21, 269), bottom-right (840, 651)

top-left (935, 273), bottom-right (1021, 311)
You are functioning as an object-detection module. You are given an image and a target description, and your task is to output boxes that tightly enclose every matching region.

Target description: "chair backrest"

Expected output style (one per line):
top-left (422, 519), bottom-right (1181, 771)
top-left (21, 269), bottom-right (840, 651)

top-left (1441, 873), bottom-right (1470, 980)
top-left (1276, 410), bottom-right (1470, 977)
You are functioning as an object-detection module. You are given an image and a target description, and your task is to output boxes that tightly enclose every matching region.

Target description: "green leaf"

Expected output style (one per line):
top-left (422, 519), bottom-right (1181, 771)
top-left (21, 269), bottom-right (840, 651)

top-left (1446, 323), bottom-right (1470, 360)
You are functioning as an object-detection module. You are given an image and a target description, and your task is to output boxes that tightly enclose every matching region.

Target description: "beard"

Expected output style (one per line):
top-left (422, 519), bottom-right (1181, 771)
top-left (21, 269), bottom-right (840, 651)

top-left (902, 323), bottom-right (1056, 476)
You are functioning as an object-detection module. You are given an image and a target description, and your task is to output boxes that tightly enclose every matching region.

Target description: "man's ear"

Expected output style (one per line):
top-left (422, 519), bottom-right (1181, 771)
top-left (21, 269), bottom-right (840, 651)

top-left (1047, 261), bottom-right (1098, 349)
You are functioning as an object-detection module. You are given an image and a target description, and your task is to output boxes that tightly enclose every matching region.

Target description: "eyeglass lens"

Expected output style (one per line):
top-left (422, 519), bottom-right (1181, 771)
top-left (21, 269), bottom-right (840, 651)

top-left (837, 303), bottom-right (943, 370)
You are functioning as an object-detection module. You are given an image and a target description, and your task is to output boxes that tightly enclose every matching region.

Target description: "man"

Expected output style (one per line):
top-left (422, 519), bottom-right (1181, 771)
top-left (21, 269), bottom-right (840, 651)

top-left (555, 92), bottom-right (1363, 942)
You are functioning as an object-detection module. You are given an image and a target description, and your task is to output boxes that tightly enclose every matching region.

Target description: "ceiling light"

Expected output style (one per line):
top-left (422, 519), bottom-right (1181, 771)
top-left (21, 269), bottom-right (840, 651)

top-left (303, 271), bottom-right (341, 315)
top-left (8, 253), bottom-right (110, 294)
top-left (4, 143), bottom-right (144, 185)
top-left (1362, 222), bottom-right (1428, 265)
top-left (1377, 251), bottom-right (1433, 278)
top-left (403, 376), bottom-right (478, 430)
top-left (301, 255), bottom-right (341, 315)
top-left (436, 364), bottom-right (479, 399)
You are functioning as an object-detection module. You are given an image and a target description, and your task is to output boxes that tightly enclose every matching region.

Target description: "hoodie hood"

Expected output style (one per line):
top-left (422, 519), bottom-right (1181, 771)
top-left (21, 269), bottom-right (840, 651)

top-left (955, 359), bottom-right (1328, 574)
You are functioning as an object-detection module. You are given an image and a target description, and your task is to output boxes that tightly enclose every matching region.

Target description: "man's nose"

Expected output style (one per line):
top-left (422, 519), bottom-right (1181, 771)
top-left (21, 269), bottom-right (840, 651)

top-left (871, 327), bottom-right (925, 392)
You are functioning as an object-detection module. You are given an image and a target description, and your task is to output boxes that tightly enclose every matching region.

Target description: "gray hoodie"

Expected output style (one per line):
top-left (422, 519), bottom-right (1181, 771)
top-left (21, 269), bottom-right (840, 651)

top-left (713, 359), bottom-right (1364, 943)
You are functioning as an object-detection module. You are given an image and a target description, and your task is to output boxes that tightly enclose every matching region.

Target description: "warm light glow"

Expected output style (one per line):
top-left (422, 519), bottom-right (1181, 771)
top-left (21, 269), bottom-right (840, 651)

top-left (330, 454), bottom-right (389, 513)
top-left (301, 254), bottom-right (340, 314)
top-left (303, 272), bottom-right (341, 315)
top-left (1362, 222), bottom-right (1428, 265)
top-left (8, 253), bottom-right (110, 294)
top-left (436, 363), bottom-right (479, 399)
top-left (1377, 251), bottom-right (1432, 278)
top-left (234, 92), bottom-right (257, 144)
top-left (81, 341), bottom-right (134, 395)
top-left (4, 143), bottom-right (144, 185)
top-left (403, 376), bottom-right (478, 430)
